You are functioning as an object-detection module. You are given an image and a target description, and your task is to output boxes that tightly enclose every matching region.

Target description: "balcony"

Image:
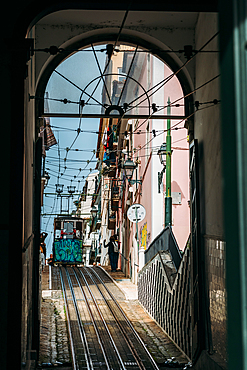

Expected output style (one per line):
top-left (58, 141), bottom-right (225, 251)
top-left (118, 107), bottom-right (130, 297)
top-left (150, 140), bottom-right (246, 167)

top-left (108, 213), bottom-right (116, 229)
top-left (108, 200), bottom-right (116, 230)
top-left (102, 164), bottom-right (116, 178)
top-left (111, 183), bottom-right (120, 211)
top-left (95, 217), bottom-right (102, 230)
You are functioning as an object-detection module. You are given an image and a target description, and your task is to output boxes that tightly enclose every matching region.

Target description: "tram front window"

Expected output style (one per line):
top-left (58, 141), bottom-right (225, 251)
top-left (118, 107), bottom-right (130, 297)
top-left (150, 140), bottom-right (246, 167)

top-left (64, 221), bottom-right (74, 239)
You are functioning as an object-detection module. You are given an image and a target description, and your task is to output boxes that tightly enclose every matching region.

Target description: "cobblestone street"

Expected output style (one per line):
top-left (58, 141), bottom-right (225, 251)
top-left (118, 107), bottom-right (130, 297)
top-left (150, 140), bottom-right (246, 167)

top-left (38, 266), bottom-right (190, 369)
top-left (39, 267), bottom-right (71, 368)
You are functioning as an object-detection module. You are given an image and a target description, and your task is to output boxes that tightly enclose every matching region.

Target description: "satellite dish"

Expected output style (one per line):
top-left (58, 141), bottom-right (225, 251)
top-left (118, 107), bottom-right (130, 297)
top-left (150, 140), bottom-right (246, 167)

top-left (127, 203), bottom-right (146, 223)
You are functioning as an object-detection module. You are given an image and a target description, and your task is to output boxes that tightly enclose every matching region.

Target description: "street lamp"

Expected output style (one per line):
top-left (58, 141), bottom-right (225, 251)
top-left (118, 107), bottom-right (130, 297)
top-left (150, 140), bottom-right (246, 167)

top-left (123, 158), bottom-right (136, 181)
top-left (91, 205), bottom-right (98, 218)
top-left (123, 157), bottom-right (142, 185)
top-left (67, 185), bottom-right (76, 195)
top-left (55, 184), bottom-right (64, 194)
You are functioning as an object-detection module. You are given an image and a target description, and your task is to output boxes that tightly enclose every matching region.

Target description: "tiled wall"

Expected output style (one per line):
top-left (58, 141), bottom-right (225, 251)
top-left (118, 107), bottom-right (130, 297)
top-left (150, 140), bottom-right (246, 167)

top-left (205, 237), bottom-right (227, 362)
top-left (139, 237), bottom-right (227, 363)
top-left (138, 248), bottom-right (191, 359)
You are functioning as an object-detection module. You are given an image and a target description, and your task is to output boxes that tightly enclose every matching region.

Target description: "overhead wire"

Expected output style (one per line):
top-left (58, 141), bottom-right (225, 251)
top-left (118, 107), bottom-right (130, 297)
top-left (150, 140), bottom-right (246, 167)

top-left (82, 4), bottom-right (132, 109)
top-left (42, 31), bottom-right (219, 125)
top-left (42, 29), bottom-right (219, 224)
top-left (133, 74), bottom-right (220, 133)
top-left (54, 69), bottom-right (105, 109)
top-left (132, 102), bottom-right (219, 158)
top-left (91, 43), bottom-right (112, 105)
top-left (126, 31), bottom-right (219, 112)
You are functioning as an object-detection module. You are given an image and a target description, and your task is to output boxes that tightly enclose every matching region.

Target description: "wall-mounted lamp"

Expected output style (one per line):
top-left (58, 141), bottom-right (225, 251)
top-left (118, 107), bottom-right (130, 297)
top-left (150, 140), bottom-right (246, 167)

top-left (158, 143), bottom-right (166, 193)
top-left (158, 143), bottom-right (167, 166)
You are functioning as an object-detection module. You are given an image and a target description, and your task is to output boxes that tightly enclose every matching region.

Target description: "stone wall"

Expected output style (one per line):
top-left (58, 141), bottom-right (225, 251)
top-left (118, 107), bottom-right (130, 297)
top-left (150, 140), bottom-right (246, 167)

top-left (194, 13), bottom-right (227, 365)
top-left (205, 237), bottom-right (227, 363)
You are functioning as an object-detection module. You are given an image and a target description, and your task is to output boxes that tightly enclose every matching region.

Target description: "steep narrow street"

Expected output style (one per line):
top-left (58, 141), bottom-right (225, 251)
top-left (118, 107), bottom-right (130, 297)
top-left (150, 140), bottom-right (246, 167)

top-left (38, 266), bottom-right (190, 369)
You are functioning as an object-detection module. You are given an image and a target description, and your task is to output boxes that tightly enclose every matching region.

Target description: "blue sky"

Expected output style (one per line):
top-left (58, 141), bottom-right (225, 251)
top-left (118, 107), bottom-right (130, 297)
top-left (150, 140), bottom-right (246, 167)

top-left (41, 46), bottom-right (106, 255)
top-left (41, 117), bottom-right (99, 256)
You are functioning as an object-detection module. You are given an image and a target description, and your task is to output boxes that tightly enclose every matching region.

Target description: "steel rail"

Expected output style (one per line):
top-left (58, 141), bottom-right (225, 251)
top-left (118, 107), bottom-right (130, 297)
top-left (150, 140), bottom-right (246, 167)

top-left (59, 266), bottom-right (77, 370)
top-left (71, 267), bottom-right (111, 370)
top-left (81, 267), bottom-right (148, 370)
top-left (75, 267), bottom-right (127, 370)
top-left (65, 267), bottom-right (94, 370)
top-left (89, 266), bottom-right (160, 370)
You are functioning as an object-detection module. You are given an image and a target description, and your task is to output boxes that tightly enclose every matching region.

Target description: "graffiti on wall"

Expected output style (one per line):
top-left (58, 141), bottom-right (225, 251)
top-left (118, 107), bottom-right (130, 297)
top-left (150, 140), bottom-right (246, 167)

top-left (54, 239), bottom-right (83, 263)
top-left (141, 223), bottom-right (148, 250)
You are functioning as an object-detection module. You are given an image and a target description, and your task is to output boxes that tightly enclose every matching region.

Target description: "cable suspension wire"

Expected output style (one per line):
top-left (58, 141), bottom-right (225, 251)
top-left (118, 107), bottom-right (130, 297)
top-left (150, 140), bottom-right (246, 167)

top-left (54, 69), bottom-right (105, 109)
top-left (126, 31), bottom-right (220, 111)
top-left (91, 43), bottom-right (112, 106)
top-left (42, 29), bottom-right (219, 218)
top-left (46, 101), bottom-right (216, 183)
top-left (134, 74), bottom-right (220, 133)
top-left (44, 196), bottom-right (57, 233)
top-left (83, 2), bottom-right (132, 108)
top-left (51, 125), bottom-right (99, 134)
top-left (133, 102), bottom-right (219, 157)
top-left (46, 155), bottom-right (97, 162)
top-left (42, 31), bottom-right (219, 125)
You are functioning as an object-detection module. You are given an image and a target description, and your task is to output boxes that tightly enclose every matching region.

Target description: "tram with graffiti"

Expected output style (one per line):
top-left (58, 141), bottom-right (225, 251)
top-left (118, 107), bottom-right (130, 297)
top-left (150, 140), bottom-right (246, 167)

top-left (53, 216), bottom-right (84, 264)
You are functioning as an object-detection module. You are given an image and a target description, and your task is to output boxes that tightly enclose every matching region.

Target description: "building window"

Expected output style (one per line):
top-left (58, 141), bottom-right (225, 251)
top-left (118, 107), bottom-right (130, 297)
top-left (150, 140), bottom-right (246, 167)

top-left (118, 67), bottom-right (125, 82)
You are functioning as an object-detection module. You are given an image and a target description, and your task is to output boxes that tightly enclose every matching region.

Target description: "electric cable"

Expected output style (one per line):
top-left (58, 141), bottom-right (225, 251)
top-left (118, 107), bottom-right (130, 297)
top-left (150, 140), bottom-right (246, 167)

top-left (134, 74), bottom-right (220, 134)
top-left (91, 43), bottom-right (112, 106)
top-left (132, 102), bottom-right (219, 158)
top-left (42, 31), bottom-right (219, 125)
top-left (82, 3), bottom-right (131, 108)
top-left (41, 30), bottom-right (219, 232)
top-left (126, 31), bottom-right (219, 111)
top-left (54, 69), bottom-right (105, 109)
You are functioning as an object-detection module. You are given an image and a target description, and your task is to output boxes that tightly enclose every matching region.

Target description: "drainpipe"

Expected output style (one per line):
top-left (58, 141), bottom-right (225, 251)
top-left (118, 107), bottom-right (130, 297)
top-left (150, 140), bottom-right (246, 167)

top-left (165, 97), bottom-right (172, 227)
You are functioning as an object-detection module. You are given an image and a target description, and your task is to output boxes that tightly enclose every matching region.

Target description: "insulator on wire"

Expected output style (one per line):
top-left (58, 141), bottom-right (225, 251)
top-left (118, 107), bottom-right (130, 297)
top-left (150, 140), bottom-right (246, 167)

top-left (152, 103), bottom-right (158, 113)
top-left (106, 44), bottom-right (114, 60)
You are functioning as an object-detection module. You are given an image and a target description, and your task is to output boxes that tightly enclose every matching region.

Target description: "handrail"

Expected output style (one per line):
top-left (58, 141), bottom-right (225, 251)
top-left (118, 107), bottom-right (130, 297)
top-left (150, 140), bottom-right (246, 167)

top-left (144, 225), bottom-right (182, 270)
top-left (169, 226), bottom-right (182, 270)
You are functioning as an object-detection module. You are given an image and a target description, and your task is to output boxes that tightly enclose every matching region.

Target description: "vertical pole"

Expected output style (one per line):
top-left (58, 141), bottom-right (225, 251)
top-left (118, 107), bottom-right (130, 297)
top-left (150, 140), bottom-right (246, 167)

top-left (135, 206), bottom-right (139, 253)
top-left (165, 97), bottom-right (172, 226)
top-left (136, 205), bottom-right (145, 271)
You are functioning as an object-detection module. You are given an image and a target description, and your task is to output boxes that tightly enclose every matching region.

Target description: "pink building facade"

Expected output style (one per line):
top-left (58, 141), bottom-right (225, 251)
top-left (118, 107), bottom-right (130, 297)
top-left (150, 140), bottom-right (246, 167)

top-left (119, 56), bottom-right (190, 282)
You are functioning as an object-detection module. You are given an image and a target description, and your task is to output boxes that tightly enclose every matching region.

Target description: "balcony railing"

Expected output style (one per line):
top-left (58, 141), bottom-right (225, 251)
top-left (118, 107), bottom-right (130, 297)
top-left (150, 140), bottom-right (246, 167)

top-left (111, 180), bottom-right (120, 211)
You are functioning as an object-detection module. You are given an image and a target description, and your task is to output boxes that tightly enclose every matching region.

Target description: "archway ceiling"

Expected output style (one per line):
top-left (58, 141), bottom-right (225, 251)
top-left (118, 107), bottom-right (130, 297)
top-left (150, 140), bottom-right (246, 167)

top-left (36, 10), bottom-right (198, 28)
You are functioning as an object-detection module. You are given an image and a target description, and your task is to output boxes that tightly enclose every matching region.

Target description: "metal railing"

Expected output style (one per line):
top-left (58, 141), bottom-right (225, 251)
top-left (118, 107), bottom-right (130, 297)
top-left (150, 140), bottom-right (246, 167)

top-left (144, 225), bottom-right (182, 270)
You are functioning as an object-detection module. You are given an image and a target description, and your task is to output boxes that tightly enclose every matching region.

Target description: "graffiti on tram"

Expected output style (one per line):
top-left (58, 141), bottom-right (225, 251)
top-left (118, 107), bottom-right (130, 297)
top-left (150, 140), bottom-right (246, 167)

top-left (54, 238), bottom-right (83, 263)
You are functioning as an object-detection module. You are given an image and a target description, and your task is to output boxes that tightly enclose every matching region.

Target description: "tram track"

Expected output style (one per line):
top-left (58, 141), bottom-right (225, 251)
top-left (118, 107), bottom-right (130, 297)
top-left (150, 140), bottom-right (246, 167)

top-left (59, 266), bottom-right (159, 370)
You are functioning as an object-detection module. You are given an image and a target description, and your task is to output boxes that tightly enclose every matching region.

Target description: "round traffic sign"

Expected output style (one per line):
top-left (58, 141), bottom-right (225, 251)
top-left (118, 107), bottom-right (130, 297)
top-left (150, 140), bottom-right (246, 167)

top-left (127, 203), bottom-right (146, 223)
